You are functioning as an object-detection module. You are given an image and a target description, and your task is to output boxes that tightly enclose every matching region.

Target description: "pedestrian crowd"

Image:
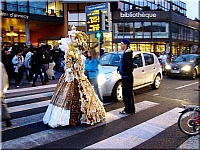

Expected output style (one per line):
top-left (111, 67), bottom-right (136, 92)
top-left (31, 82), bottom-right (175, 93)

top-left (1, 43), bottom-right (65, 88)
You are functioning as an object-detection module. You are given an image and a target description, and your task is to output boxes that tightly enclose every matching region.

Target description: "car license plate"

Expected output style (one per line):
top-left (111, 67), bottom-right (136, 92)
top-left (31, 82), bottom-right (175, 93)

top-left (171, 70), bottom-right (180, 73)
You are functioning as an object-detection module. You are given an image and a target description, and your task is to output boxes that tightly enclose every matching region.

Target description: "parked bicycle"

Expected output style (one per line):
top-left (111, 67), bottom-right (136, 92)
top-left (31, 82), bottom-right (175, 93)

top-left (178, 104), bottom-right (200, 136)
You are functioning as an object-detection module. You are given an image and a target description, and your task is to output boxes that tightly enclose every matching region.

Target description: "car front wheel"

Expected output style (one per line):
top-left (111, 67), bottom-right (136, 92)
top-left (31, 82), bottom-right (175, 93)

top-left (111, 81), bottom-right (123, 102)
top-left (151, 75), bottom-right (161, 89)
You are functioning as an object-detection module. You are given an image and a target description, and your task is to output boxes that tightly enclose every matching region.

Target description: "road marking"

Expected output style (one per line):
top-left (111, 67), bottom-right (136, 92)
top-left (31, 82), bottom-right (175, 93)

top-left (175, 82), bottom-right (199, 89)
top-left (5, 84), bottom-right (57, 93)
top-left (2, 101), bottom-right (159, 149)
top-left (7, 100), bottom-right (51, 113)
top-left (83, 108), bottom-right (183, 149)
top-left (176, 136), bottom-right (200, 150)
top-left (6, 92), bottom-right (53, 103)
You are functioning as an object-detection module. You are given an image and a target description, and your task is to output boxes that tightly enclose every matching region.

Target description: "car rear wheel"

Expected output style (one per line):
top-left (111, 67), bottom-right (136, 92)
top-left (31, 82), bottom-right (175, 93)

top-left (111, 81), bottom-right (123, 102)
top-left (151, 75), bottom-right (161, 89)
top-left (191, 69), bottom-right (197, 80)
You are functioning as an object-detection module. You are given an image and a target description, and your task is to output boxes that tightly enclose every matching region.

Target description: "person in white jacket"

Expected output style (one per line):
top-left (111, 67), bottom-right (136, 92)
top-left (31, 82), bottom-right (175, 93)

top-left (12, 49), bottom-right (24, 87)
top-left (158, 50), bottom-right (167, 72)
top-left (47, 59), bottom-right (56, 80)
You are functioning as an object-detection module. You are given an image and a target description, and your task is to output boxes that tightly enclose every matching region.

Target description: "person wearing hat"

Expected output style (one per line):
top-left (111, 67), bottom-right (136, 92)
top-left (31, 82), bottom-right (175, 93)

top-left (117, 38), bottom-right (135, 114)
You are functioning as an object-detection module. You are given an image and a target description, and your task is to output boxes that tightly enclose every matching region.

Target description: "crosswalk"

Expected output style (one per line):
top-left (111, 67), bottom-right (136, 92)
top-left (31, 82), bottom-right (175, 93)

top-left (1, 85), bottom-right (199, 149)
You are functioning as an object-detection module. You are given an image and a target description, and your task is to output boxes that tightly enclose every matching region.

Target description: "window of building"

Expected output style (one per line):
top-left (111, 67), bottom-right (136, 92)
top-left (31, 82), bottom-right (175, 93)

top-left (152, 22), bottom-right (168, 38)
top-left (134, 22), bottom-right (151, 38)
top-left (29, 1), bottom-right (47, 15)
top-left (18, 1), bottom-right (28, 13)
top-left (194, 30), bottom-right (199, 42)
top-left (124, 23), bottom-right (133, 38)
top-left (172, 23), bottom-right (179, 39)
top-left (113, 23), bottom-right (124, 38)
top-left (6, 0), bottom-right (17, 11)
top-left (189, 28), bottom-right (194, 41)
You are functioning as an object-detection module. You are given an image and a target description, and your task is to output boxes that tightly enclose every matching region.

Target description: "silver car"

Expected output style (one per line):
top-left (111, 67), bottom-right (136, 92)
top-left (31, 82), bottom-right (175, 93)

top-left (98, 51), bottom-right (163, 102)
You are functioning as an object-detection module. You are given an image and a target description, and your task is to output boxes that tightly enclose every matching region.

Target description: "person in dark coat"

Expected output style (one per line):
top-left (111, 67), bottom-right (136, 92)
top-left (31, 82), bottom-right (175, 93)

top-left (1, 45), bottom-right (13, 85)
top-left (117, 38), bottom-right (135, 114)
top-left (42, 47), bottom-right (50, 83)
top-left (31, 48), bottom-right (46, 87)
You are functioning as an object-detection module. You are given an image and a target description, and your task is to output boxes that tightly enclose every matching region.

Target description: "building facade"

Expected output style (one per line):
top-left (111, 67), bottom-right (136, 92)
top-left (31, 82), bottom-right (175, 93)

top-left (1, 0), bottom-right (199, 56)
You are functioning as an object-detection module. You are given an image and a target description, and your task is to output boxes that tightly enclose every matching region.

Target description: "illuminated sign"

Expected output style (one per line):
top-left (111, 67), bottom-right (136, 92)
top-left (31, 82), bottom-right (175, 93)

top-left (0, 11), bottom-right (29, 20)
top-left (120, 12), bottom-right (156, 18)
top-left (85, 3), bottom-right (110, 34)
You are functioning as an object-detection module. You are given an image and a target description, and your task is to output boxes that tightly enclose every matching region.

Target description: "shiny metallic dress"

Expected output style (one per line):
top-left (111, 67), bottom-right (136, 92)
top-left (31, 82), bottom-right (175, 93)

top-left (43, 30), bottom-right (106, 128)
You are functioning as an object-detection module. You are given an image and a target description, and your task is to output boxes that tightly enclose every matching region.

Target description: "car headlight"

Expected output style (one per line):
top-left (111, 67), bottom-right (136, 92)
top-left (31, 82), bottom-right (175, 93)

top-left (98, 73), bottom-right (113, 85)
top-left (181, 65), bottom-right (191, 71)
top-left (165, 64), bottom-right (171, 70)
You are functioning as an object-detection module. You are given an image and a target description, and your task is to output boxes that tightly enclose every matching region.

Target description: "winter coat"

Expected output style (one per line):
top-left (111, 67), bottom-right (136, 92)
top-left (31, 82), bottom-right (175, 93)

top-left (12, 55), bottom-right (24, 73)
top-left (24, 51), bottom-right (33, 68)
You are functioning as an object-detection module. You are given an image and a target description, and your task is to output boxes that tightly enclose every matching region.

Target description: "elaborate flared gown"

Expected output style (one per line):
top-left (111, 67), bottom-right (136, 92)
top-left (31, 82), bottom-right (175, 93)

top-left (43, 55), bottom-right (106, 128)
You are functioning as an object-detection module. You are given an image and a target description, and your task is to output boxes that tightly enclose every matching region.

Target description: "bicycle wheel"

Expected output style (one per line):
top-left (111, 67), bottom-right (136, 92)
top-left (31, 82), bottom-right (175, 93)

top-left (178, 109), bottom-right (200, 136)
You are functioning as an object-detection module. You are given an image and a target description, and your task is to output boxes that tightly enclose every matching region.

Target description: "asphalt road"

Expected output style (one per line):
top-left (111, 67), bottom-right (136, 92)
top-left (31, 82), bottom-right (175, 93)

top-left (2, 75), bottom-right (199, 149)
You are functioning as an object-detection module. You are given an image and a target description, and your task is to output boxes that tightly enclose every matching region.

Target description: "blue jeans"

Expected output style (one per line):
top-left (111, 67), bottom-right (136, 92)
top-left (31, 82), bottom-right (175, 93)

top-left (88, 78), bottom-right (103, 102)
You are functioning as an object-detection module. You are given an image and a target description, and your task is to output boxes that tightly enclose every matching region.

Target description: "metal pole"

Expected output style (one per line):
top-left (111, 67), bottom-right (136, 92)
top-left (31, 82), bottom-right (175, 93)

top-left (169, 0), bottom-right (172, 62)
top-left (98, 37), bottom-right (101, 58)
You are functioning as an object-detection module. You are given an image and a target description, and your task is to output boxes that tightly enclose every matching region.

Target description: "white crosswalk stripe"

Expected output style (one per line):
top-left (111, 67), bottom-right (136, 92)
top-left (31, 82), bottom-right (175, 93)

top-left (1, 86), bottom-right (199, 149)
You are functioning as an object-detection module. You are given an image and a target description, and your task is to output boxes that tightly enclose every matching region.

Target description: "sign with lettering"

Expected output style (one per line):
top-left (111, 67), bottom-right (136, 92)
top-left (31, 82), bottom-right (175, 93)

top-left (120, 12), bottom-right (156, 18)
top-left (0, 11), bottom-right (29, 20)
top-left (85, 3), bottom-right (110, 34)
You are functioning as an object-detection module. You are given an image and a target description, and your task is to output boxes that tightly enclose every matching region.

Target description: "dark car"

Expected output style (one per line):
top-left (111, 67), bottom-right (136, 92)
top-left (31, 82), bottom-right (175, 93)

top-left (165, 54), bottom-right (200, 79)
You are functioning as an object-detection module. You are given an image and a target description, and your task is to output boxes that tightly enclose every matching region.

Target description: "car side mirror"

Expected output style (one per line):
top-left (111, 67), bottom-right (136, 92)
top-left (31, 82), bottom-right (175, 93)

top-left (133, 63), bottom-right (138, 68)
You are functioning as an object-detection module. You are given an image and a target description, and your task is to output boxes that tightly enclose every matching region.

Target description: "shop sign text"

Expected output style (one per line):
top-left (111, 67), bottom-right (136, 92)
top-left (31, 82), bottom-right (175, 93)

top-left (120, 12), bottom-right (156, 19)
top-left (1, 11), bottom-right (29, 20)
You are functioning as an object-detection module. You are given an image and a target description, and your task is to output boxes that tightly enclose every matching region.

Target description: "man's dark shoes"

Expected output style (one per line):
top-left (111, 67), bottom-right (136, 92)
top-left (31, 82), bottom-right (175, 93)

top-left (119, 110), bottom-right (128, 114)
top-left (42, 82), bottom-right (47, 85)
top-left (119, 110), bottom-right (135, 114)
top-left (6, 120), bottom-right (12, 127)
top-left (32, 84), bottom-right (36, 87)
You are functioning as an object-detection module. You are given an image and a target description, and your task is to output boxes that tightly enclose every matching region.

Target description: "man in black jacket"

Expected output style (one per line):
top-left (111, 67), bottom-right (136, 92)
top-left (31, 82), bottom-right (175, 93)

top-left (118, 38), bottom-right (135, 114)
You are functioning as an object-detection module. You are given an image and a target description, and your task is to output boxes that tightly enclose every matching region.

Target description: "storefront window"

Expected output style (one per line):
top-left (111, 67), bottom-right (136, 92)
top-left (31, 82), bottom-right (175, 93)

top-left (68, 11), bottom-right (79, 21)
top-left (143, 22), bottom-right (151, 38)
top-left (135, 22), bottom-right (143, 38)
top-left (113, 23), bottom-right (124, 38)
top-left (152, 22), bottom-right (168, 38)
top-left (124, 23), bottom-right (133, 38)
top-left (134, 22), bottom-right (151, 38)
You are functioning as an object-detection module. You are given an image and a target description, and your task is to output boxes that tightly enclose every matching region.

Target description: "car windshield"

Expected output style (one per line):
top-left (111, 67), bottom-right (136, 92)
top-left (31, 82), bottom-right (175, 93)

top-left (174, 55), bottom-right (196, 63)
top-left (100, 53), bottom-right (122, 66)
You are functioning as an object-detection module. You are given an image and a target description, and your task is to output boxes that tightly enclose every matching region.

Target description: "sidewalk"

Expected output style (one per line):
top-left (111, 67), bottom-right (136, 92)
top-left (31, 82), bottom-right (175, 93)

top-left (8, 71), bottom-right (63, 90)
